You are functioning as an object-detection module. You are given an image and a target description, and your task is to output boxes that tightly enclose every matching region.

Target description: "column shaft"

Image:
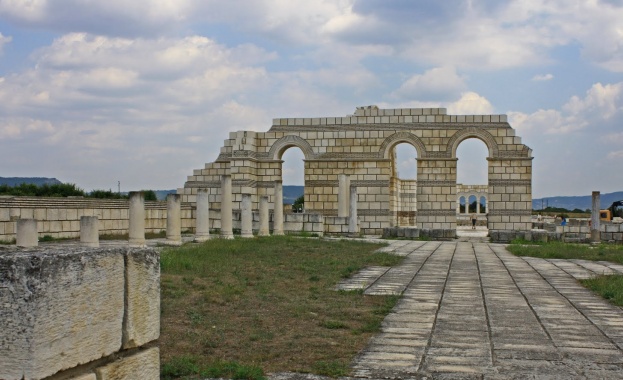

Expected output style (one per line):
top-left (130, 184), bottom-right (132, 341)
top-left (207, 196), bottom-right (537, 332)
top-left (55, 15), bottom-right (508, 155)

top-left (273, 181), bottom-right (284, 235)
top-left (258, 196), bottom-right (270, 237)
top-left (195, 189), bottom-right (211, 242)
top-left (128, 191), bottom-right (146, 247)
top-left (241, 194), bottom-right (253, 238)
top-left (220, 175), bottom-right (234, 239)
top-left (80, 216), bottom-right (99, 248)
top-left (166, 194), bottom-right (182, 245)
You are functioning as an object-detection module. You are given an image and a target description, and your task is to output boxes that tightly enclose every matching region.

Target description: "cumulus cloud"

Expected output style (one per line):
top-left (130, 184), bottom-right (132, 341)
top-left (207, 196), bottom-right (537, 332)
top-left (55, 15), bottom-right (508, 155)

top-left (510, 81), bottom-right (623, 135)
top-left (0, 0), bottom-right (192, 37)
top-left (392, 67), bottom-right (466, 101)
top-left (447, 92), bottom-right (494, 115)
top-left (532, 73), bottom-right (553, 81)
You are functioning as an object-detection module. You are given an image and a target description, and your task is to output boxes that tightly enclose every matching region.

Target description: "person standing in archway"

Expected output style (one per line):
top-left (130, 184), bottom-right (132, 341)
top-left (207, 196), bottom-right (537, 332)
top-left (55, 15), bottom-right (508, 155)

top-left (471, 214), bottom-right (477, 229)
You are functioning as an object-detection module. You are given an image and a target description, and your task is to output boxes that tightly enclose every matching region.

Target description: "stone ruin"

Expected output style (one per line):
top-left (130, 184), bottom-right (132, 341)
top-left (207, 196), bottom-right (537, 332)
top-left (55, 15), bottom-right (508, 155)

top-left (178, 106), bottom-right (533, 240)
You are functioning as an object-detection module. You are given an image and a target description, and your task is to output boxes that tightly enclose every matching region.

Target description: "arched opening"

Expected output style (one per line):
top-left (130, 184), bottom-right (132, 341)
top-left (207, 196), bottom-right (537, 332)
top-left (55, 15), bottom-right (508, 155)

top-left (456, 138), bottom-right (489, 232)
top-left (391, 143), bottom-right (418, 226)
top-left (281, 147), bottom-right (305, 213)
top-left (459, 196), bottom-right (466, 213)
top-left (468, 195), bottom-right (478, 213)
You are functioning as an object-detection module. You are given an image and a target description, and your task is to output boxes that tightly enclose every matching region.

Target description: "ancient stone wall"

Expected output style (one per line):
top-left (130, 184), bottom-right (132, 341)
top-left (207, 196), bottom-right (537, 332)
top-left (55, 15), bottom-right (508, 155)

top-left (179, 106), bottom-right (533, 236)
top-left (0, 197), bottom-right (194, 242)
top-left (0, 246), bottom-right (160, 380)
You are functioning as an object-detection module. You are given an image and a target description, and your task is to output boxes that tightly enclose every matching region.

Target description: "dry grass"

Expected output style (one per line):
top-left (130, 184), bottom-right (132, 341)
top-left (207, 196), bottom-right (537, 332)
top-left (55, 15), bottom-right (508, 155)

top-left (159, 236), bottom-right (402, 379)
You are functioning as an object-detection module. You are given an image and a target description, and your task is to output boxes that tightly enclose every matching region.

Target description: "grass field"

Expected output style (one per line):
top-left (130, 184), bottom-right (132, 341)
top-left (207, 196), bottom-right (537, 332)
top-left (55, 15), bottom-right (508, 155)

top-left (159, 236), bottom-right (403, 379)
top-left (507, 240), bottom-right (623, 307)
top-left (507, 240), bottom-right (623, 264)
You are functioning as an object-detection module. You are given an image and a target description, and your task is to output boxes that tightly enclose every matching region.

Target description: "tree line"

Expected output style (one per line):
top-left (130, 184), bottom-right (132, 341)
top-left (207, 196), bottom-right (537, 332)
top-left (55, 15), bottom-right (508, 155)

top-left (0, 183), bottom-right (158, 201)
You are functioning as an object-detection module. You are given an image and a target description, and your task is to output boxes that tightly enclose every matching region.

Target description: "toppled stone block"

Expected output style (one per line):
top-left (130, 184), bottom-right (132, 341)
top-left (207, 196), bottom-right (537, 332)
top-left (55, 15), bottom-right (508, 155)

top-left (0, 247), bottom-right (124, 380)
top-left (95, 347), bottom-right (159, 380)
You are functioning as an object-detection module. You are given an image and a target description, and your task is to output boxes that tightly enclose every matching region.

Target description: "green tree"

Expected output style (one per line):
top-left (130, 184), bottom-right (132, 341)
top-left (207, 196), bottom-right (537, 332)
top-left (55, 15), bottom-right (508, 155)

top-left (0, 183), bottom-right (84, 197)
top-left (292, 195), bottom-right (304, 213)
top-left (87, 189), bottom-right (128, 199)
top-left (141, 190), bottom-right (158, 201)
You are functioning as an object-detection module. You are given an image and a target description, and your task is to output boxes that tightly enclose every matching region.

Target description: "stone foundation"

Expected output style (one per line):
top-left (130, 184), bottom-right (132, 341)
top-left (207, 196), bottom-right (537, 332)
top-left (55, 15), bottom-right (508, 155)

top-left (0, 246), bottom-right (160, 380)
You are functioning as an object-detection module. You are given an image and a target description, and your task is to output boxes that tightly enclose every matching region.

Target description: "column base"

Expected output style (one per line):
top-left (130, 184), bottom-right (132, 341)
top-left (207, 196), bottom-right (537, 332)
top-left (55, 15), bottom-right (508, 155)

top-left (220, 233), bottom-right (234, 240)
top-left (163, 239), bottom-right (183, 246)
top-left (194, 235), bottom-right (211, 242)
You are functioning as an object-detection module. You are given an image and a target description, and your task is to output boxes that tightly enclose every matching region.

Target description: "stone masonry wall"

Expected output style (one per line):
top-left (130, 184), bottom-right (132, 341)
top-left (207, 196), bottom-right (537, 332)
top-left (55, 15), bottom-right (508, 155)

top-left (0, 197), bottom-right (195, 242)
top-left (179, 106), bottom-right (532, 236)
top-left (0, 246), bottom-right (160, 380)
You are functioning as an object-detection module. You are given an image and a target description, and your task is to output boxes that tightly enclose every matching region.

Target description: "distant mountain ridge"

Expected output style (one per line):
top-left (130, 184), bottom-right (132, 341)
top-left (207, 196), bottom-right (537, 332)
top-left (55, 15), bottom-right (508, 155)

top-left (533, 191), bottom-right (623, 211)
top-left (0, 177), bottom-right (63, 186)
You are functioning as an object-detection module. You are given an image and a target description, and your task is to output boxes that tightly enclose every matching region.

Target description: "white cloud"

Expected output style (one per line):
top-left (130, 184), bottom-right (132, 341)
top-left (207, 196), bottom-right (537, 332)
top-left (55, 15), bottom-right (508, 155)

top-left (510, 81), bottom-right (623, 135)
top-left (392, 67), bottom-right (466, 101)
top-left (608, 150), bottom-right (623, 159)
top-left (532, 73), bottom-right (553, 81)
top-left (447, 92), bottom-right (494, 115)
top-left (0, 0), bottom-right (192, 36)
top-left (0, 33), bottom-right (11, 53)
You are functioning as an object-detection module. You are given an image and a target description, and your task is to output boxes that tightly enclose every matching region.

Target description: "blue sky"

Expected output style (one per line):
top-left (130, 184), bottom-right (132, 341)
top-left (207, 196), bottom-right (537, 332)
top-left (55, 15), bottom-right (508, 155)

top-left (0, 1), bottom-right (621, 198)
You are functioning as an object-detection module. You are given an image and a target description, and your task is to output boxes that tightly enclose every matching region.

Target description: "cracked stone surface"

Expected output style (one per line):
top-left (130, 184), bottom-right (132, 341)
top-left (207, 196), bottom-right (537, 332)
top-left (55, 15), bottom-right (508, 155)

top-left (340, 240), bottom-right (623, 379)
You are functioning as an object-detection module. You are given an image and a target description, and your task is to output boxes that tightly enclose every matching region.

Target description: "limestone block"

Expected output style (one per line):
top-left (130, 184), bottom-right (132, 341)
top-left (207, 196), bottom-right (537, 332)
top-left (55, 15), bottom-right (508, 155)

top-left (95, 347), bottom-right (159, 380)
top-left (0, 208), bottom-right (10, 221)
top-left (0, 247), bottom-right (126, 380)
top-left (123, 248), bottom-right (160, 349)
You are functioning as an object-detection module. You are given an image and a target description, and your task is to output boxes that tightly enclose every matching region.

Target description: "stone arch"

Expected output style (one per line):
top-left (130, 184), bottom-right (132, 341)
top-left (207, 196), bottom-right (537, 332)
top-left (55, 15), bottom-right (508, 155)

top-left (380, 132), bottom-right (427, 159)
top-left (447, 127), bottom-right (499, 158)
top-left (269, 135), bottom-right (315, 160)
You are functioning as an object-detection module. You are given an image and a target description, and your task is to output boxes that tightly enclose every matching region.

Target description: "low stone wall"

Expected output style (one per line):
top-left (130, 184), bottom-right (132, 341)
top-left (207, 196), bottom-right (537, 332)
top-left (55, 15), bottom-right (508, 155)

top-left (0, 196), bottom-right (196, 242)
top-left (491, 222), bottom-right (623, 243)
top-left (0, 246), bottom-right (160, 380)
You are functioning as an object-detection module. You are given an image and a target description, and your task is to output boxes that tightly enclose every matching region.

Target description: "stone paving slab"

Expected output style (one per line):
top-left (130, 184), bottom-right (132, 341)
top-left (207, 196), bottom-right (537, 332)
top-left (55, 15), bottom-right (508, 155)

top-left (348, 241), bottom-right (623, 379)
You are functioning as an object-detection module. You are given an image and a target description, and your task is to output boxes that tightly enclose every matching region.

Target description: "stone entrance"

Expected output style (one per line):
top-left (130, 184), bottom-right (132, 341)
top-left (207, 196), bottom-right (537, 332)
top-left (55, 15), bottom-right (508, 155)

top-left (179, 106), bottom-right (533, 238)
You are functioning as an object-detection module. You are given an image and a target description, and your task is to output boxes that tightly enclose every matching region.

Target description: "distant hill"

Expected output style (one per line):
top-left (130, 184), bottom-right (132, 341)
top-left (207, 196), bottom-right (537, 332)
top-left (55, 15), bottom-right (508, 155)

top-left (153, 190), bottom-right (177, 201)
top-left (0, 177), bottom-right (63, 186)
top-left (533, 191), bottom-right (623, 211)
top-left (283, 185), bottom-right (304, 204)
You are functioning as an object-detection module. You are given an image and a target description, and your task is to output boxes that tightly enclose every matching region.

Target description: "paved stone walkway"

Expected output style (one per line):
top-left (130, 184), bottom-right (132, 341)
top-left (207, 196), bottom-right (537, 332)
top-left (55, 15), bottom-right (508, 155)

top-left (339, 241), bottom-right (623, 379)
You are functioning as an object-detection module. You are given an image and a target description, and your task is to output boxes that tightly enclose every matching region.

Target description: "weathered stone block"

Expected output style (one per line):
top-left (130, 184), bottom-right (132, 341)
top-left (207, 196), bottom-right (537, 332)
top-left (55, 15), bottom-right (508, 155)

top-left (95, 347), bottom-right (159, 379)
top-left (123, 249), bottom-right (160, 349)
top-left (0, 247), bottom-right (125, 380)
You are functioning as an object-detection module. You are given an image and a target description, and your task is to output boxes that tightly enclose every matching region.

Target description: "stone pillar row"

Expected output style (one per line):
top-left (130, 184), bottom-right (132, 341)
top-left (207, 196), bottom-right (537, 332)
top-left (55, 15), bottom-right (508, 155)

top-left (11, 177), bottom-right (290, 247)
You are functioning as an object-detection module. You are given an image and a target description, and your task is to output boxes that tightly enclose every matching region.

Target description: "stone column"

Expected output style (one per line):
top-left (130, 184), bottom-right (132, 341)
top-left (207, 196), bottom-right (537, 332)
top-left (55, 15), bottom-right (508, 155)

top-left (165, 194), bottom-right (182, 245)
top-left (591, 191), bottom-right (601, 243)
top-left (80, 216), bottom-right (99, 248)
top-left (195, 189), bottom-right (211, 242)
top-left (273, 181), bottom-right (284, 235)
top-left (338, 174), bottom-right (350, 217)
top-left (349, 186), bottom-right (359, 234)
top-left (16, 218), bottom-right (38, 247)
top-left (258, 196), bottom-right (270, 237)
top-left (241, 194), bottom-right (253, 238)
top-left (129, 191), bottom-right (146, 247)
top-left (220, 175), bottom-right (234, 239)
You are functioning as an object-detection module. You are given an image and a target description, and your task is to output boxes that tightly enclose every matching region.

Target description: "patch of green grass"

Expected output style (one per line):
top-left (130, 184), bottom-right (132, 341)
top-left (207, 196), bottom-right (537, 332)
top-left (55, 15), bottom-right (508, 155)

top-left (161, 357), bottom-right (265, 380)
top-left (312, 360), bottom-right (349, 377)
top-left (320, 320), bottom-right (349, 329)
top-left (507, 241), bottom-right (623, 264)
top-left (581, 275), bottom-right (623, 307)
top-left (160, 236), bottom-right (403, 377)
top-left (161, 355), bottom-right (200, 379)
top-left (0, 238), bottom-right (16, 245)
